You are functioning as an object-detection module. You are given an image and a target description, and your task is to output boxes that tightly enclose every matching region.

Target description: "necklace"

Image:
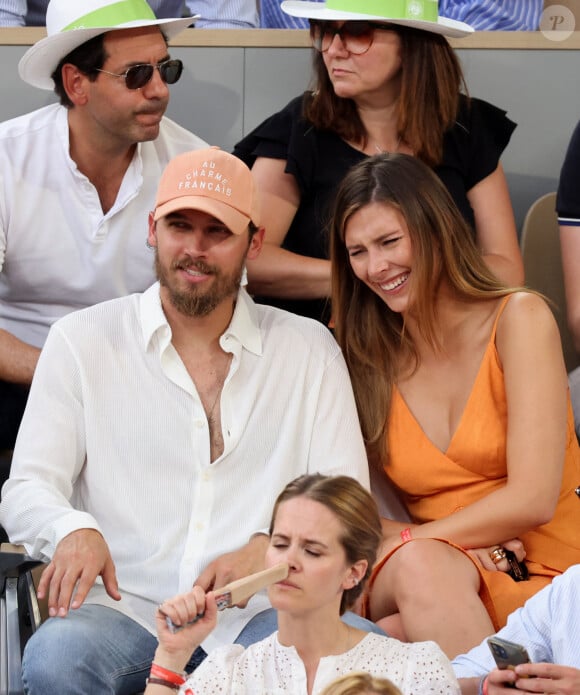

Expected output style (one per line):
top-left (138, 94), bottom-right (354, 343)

top-left (373, 135), bottom-right (402, 154)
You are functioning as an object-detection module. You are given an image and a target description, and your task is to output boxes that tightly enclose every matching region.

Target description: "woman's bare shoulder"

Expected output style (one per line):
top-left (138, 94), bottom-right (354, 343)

top-left (499, 290), bottom-right (554, 323)
top-left (496, 290), bottom-right (561, 352)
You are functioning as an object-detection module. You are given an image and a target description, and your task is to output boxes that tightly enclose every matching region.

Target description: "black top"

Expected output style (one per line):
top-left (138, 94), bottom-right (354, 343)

top-left (234, 93), bottom-right (516, 323)
top-left (557, 119), bottom-right (580, 225)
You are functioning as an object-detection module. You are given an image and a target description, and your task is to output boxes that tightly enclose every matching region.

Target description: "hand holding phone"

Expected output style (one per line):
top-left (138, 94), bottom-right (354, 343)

top-left (487, 636), bottom-right (531, 689)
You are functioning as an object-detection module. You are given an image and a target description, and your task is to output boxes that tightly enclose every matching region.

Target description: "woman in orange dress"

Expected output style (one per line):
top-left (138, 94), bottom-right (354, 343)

top-left (329, 152), bottom-right (580, 658)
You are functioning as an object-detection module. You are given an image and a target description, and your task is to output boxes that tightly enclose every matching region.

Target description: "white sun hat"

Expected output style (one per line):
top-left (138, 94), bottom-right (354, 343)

top-left (280, 0), bottom-right (474, 37)
top-left (19, 0), bottom-right (198, 90)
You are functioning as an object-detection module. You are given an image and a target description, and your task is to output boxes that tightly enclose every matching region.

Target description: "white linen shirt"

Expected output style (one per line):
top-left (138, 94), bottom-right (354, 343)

top-left (0, 0), bottom-right (258, 27)
top-left (439, 0), bottom-right (542, 30)
top-left (187, 0), bottom-right (258, 27)
top-left (185, 632), bottom-right (460, 694)
top-left (0, 284), bottom-right (369, 651)
top-left (452, 565), bottom-right (580, 677)
top-left (0, 103), bottom-right (207, 348)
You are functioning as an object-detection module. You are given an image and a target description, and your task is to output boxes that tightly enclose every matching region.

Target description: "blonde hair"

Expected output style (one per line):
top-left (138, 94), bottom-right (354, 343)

top-left (330, 153), bottom-right (515, 465)
top-left (320, 672), bottom-right (403, 695)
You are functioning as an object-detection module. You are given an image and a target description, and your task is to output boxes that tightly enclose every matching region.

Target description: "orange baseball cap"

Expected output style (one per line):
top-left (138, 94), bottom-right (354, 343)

top-left (153, 147), bottom-right (261, 236)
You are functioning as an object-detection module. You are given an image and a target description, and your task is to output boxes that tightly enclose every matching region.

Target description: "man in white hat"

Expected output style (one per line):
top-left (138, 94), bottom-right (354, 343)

top-left (0, 147), bottom-right (373, 693)
top-left (0, 0), bottom-right (207, 458)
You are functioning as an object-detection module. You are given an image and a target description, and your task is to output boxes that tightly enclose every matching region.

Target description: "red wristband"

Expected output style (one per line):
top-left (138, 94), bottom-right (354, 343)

top-left (482, 676), bottom-right (489, 695)
top-left (150, 663), bottom-right (185, 686)
top-left (400, 527), bottom-right (412, 543)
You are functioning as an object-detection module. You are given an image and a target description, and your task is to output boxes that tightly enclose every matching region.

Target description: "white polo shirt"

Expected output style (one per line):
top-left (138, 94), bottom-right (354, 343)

top-left (0, 284), bottom-right (370, 650)
top-left (0, 103), bottom-right (207, 348)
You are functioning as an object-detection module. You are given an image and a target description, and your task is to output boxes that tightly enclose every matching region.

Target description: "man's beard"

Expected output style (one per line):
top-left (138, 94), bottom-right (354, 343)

top-left (155, 253), bottom-right (244, 317)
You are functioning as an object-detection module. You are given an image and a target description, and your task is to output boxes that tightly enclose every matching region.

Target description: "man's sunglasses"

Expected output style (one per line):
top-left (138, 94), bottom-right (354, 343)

top-left (310, 20), bottom-right (397, 55)
top-left (94, 58), bottom-right (183, 90)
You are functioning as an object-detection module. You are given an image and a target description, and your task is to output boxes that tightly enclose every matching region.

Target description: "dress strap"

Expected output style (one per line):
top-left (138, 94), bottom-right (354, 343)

top-left (490, 294), bottom-right (513, 343)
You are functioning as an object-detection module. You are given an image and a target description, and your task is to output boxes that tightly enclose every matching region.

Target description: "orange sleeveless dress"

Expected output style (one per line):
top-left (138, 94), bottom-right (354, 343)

top-left (377, 296), bottom-right (580, 629)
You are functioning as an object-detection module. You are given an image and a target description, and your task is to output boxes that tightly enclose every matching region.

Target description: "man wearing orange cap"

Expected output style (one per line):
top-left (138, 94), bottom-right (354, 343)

top-left (0, 0), bottom-right (207, 461)
top-left (0, 148), bottom-right (371, 693)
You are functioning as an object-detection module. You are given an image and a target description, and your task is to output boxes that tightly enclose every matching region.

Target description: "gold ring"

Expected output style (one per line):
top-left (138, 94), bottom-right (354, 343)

top-left (490, 546), bottom-right (507, 564)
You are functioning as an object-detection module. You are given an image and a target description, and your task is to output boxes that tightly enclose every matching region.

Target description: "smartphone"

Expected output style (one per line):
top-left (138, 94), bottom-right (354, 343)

top-left (504, 549), bottom-right (529, 582)
top-left (487, 636), bottom-right (531, 687)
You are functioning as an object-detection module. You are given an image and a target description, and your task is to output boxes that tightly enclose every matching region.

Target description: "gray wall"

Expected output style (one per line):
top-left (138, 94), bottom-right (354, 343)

top-left (456, 47), bottom-right (580, 232)
top-left (0, 40), bottom-right (577, 232)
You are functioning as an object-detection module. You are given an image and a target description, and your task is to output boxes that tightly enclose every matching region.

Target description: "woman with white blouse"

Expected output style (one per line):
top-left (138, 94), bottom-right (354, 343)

top-left (144, 474), bottom-right (460, 695)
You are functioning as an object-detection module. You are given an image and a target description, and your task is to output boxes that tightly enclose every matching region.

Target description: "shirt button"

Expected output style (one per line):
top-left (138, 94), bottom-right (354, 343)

top-left (196, 522), bottom-right (204, 531)
top-left (194, 420), bottom-right (205, 429)
top-left (202, 472), bottom-right (210, 482)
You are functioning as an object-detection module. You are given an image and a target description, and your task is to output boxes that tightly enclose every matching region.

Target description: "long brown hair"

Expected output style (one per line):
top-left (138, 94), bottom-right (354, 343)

top-left (330, 153), bottom-right (513, 465)
top-left (269, 474), bottom-right (382, 615)
top-left (304, 24), bottom-right (467, 166)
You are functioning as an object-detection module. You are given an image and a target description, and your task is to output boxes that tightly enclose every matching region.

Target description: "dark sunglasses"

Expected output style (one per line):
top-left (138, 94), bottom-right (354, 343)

top-left (94, 58), bottom-right (183, 90)
top-left (310, 20), bottom-right (397, 55)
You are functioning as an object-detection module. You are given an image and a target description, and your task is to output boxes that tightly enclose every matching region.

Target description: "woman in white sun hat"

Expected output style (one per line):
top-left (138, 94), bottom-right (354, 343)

top-left (234, 0), bottom-right (523, 325)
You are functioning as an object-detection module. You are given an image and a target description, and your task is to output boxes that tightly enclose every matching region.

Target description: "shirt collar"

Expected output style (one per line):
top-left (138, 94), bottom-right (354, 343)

top-left (139, 283), bottom-right (263, 357)
top-left (221, 287), bottom-right (263, 356)
top-left (140, 282), bottom-right (169, 349)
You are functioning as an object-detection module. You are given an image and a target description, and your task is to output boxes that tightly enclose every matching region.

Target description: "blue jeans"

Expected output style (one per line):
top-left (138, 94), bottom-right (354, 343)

top-left (22, 605), bottom-right (385, 693)
top-left (21, 605), bottom-right (207, 695)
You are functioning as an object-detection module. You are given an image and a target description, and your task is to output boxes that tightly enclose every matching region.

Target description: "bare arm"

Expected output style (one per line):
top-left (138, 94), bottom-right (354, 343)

top-left (468, 164), bottom-right (524, 287)
top-left (385, 294), bottom-right (566, 550)
top-left (458, 677), bottom-right (480, 695)
top-left (144, 587), bottom-right (219, 694)
top-left (0, 328), bottom-right (40, 384)
top-left (245, 157), bottom-right (331, 300)
top-left (559, 224), bottom-right (580, 352)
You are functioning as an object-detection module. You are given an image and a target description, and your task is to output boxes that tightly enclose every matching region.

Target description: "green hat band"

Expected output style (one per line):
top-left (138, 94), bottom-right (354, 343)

top-left (63, 0), bottom-right (156, 31)
top-left (325, 0), bottom-right (438, 21)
